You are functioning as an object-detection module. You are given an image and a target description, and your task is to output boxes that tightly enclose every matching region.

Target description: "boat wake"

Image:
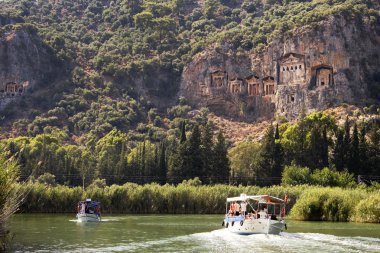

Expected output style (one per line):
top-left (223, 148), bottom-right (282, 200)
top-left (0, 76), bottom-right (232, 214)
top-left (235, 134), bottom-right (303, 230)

top-left (187, 229), bottom-right (380, 253)
top-left (16, 227), bottom-right (380, 253)
top-left (39, 229), bottom-right (380, 253)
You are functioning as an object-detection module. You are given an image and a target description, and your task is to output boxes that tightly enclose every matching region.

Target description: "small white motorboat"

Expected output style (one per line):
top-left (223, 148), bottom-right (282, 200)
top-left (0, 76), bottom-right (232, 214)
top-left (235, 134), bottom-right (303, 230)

top-left (76, 199), bottom-right (101, 222)
top-left (222, 194), bottom-right (287, 235)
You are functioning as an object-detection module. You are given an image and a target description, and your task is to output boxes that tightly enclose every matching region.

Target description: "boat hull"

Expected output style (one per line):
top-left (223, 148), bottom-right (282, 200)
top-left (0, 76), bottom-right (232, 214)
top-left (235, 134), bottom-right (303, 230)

top-left (76, 213), bottom-right (101, 222)
top-left (223, 217), bottom-right (285, 235)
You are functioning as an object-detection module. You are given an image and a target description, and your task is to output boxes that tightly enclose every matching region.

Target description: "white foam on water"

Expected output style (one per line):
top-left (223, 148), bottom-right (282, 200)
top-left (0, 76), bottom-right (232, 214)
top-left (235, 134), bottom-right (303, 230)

top-left (186, 229), bottom-right (380, 253)
top-left (15, 229), bottom-right (380, 253)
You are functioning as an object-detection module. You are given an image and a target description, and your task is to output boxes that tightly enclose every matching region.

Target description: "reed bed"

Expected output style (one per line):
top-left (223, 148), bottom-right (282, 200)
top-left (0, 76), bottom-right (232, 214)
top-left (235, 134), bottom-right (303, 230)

top-left (16, 183), bottom-right (380, 223)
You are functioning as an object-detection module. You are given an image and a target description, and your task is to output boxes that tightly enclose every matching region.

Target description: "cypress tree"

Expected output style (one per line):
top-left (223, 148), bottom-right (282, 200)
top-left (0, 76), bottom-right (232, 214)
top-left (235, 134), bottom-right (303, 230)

top-left (309, 126), bottom-right (321, 170)
top-left (367, 124), bottom-right (380, 175)
top-left (321, 126), bottom-right (329, 168)
top-left (188, 124), bottom-right (202, 178)
top-left (158, 142), bottom-right (167, 184)
top-left (295, 121), bottom-right (308, 167)
top-left (349, 123), bottom-right (360, 175)
top-left (212, 131), bottom-right (230, 184)
top-left (358, 126), bottom-right (368, 175)
top-left (273, 124), bottom-right (284, 180)
top-left (258, 124), bottom-right (276, 181)
top-left (141, 141), bottom-right (146, 183)
top-left (201, 123), bottom-right (213, 183)
top-left (275, 123), bottom-right (280, 139)
top-left (333, 129), bottom-right (345, 171)
top-left (180, 121), bottom-right (186, 144)
top-left (343, 117), bottom-right (350, 168)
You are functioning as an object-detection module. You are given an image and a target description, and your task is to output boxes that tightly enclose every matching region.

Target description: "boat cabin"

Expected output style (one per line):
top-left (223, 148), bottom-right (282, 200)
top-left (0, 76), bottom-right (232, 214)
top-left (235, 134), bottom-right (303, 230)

top-left (77, 199), bottom-right (101, 215)
top-left (225, 194), bottom-right (286, 221)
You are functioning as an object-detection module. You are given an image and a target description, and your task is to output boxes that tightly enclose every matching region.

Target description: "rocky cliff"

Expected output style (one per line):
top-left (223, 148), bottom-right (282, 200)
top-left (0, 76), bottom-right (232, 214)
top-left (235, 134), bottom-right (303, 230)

top-left (180, 16), bottom-right (380, 121)
top-left (0, 25), bottom-right (60, 110)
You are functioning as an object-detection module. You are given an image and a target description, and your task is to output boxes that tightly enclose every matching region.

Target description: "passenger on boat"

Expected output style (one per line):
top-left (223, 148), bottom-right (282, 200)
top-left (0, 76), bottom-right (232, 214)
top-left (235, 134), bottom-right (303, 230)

top-left (234, 202), bottom-right (240, 216)
top-left (80, 203), bottom-right (86, 214)
top-left (228, 203), bottom-right (235, 216)
top-left (258, 207), bottom-right (268, 219)
top-left (248, 209), bottom-right (257, 218)
top-left (240, 201), bottom-right (247, 216)
top-left (229, 203), bottom-right (235, 216)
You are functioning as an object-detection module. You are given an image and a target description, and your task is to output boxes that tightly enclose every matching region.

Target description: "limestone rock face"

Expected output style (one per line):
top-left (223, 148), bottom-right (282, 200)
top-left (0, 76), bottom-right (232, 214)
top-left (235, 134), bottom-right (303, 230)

top-left (180, 47), bottom-right (274, 120)
top-left (0, 27), bottom-right (60, 110)
top-left (180, 16), bottom-right (380, 120)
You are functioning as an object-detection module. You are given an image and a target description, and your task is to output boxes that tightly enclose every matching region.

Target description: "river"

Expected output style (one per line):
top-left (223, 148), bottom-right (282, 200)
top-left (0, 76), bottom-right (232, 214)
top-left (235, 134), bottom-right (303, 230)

top-left (10, 214), bottom-right (380, 252)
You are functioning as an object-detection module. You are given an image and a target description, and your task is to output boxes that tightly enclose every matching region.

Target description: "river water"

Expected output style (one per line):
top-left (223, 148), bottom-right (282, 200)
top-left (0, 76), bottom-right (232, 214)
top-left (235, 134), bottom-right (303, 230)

top-left (10, 214), bottom-right (380, 252)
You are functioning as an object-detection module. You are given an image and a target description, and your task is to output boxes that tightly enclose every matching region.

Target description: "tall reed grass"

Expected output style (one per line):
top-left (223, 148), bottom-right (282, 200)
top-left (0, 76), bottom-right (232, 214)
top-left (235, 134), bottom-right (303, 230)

top-left (16, 183), bottom-right (380, 223)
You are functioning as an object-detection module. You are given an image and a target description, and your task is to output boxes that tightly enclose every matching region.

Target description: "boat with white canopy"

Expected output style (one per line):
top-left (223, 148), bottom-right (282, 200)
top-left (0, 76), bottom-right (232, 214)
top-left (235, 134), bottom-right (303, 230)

top-left (76, 199), bottom-right (101, 222)
top-left (222, 194), bottom-right (287, 235)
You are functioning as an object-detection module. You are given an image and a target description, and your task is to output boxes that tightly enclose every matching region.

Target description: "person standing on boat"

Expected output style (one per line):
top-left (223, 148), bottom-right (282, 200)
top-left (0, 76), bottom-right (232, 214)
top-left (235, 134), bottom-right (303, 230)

top-left (240, 201), bottom-right (247, 216)
top-left (80, 202), bottom-right (86, 214)
top-left (229, 203), bottom-right (235, 216)
top-left (234, 202), bottom-right (240, 216)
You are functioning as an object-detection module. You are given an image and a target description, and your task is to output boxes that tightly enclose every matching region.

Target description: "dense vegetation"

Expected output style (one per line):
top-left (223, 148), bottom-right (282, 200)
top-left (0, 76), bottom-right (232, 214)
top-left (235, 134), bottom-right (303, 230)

top-left (230, 111), bottom-right (380, 185)
top-left (0, 0), bottom-right (379, 142)
top-left (0, 1), bottom-right (380, 231)
top-left (15, 180), bottom-right (380, 223)
top-left (0, 110), bottom-right (378, 188)
top-left (0, 153), bottom-right (24, 252)
top-left (0, 0), bottom-right (379, 186)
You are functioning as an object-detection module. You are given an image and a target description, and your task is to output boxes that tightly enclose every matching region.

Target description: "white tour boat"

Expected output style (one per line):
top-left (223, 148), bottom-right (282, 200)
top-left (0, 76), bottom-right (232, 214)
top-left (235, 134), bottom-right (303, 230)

top-left (76, 199), bottom-right (101, 222)
top-left (222, 194), bottom-right (287, 235)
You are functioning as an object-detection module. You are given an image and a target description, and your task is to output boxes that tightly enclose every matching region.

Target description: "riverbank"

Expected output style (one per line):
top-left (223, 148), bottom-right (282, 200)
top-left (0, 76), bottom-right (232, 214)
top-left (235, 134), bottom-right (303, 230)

top-left (16, 181), bottom-right (380, 223)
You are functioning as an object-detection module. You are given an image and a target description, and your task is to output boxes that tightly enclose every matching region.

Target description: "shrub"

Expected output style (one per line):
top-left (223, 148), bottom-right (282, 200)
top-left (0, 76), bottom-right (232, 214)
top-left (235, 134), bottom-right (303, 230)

top-left (290, 187), bottom-right (364, 221)
top-left (311, 168), bottom-right (356, 187)
top-left (37, 173), bottom-right (57, 186)
top-left (282, 165), bottom-right (311, 186)
top-left (353, 193), bottom-right (380, 223)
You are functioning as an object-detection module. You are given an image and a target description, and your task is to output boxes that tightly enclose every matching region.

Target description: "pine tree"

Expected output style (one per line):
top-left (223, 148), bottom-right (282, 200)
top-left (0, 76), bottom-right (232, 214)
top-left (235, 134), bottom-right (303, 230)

top-left (333, 129), bottom-right (345, 171)
top-left (212, 131), bottom-right (230, 184)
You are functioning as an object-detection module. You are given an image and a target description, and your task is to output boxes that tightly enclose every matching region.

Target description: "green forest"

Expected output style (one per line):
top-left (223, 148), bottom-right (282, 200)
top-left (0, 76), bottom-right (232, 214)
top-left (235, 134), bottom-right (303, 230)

top-left (1, 110), bottom-right (379, 187)
top-left (0, 0), bottom-right (378, 187)
top-left (0, 0), bottom-right (379, 142)
top-left (0, 2), bottom-right (380, 249)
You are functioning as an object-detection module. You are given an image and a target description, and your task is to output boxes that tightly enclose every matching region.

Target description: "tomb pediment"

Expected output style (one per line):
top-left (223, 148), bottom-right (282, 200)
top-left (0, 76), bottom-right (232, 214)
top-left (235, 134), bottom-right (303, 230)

top-left (246, 74), bottom-right (260, 81)
top-left (311, 64), bottom-right (333, 71)
top-left (280, 53), bottom-right (305, 64)
top-left (263, 76), bottom-right (275, 82)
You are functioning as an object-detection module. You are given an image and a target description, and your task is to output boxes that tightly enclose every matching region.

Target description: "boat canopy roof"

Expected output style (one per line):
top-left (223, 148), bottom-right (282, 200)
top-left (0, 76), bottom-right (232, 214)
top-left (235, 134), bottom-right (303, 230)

top-left (226, 194), bottom-right (284, 204)
top-left (78, 200), bottom-right (100, 207)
